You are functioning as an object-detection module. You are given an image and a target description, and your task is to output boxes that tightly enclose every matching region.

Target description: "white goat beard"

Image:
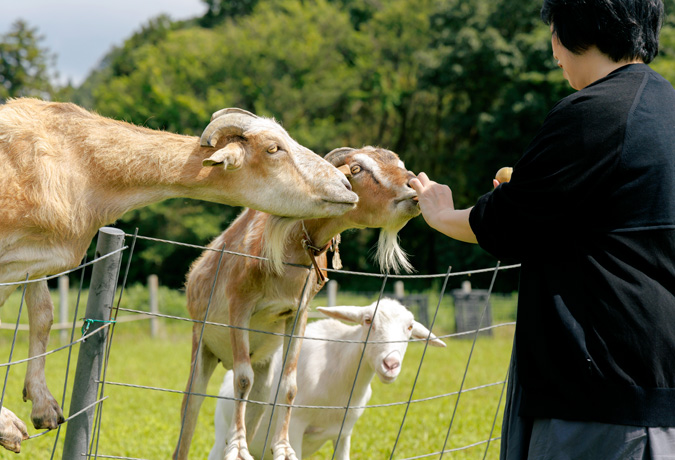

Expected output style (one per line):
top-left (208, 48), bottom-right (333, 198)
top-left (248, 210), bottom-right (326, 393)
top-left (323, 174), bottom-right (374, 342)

top-left (376, 230), bottom-right (414, 274)
top-left (262, 216), bottom-right (298, 275)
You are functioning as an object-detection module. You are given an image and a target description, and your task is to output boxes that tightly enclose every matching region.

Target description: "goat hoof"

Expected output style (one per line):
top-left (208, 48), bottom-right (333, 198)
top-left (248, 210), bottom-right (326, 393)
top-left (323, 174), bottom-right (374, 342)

top-left (224, 442), bottom-right (254, 460)
top-left (30, 397), bottom-right (65, 430)
top-left (0, 407), bottom-right (29, 453)
top-left (272, 441), bottom-right (298, 460)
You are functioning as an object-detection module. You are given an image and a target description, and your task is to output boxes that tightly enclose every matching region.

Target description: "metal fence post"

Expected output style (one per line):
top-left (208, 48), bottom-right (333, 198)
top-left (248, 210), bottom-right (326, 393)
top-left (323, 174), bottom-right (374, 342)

top-left (62, 227), bottom-right (125, 459)
top-left (59, 275), bottom-right (69, 345)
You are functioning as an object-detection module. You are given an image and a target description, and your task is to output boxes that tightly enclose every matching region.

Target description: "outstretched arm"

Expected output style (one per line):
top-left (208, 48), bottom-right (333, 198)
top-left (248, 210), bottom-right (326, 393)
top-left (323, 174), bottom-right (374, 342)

top-left (410, 172), bottom-right (478, 244)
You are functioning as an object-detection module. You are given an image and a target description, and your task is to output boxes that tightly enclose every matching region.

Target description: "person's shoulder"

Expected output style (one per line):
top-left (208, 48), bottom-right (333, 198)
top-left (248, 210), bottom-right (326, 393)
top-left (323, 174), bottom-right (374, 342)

top-left (550, 65), bottom-right (657, 122)
top-left (584, 64), bottom-right (673, 105)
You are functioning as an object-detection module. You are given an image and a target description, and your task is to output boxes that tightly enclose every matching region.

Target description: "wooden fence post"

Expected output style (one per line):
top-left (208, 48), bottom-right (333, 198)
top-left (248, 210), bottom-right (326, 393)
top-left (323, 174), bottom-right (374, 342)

top-left (62, 227), bottom-right (125, 459)
top-left (58, 275), bottom-right (69, 345)
top-left (148, 274), bottom-right (159, 337)
top-left (394, 280), bottom-right (405, 298)
top-left (327, 280), bottom-right (338, 307)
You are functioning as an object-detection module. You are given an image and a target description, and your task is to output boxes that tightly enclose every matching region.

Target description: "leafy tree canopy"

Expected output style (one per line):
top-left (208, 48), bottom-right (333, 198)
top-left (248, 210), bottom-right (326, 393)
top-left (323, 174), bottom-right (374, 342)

top-left (0, 19), bottom-right (56, 101)
top-left (36, 0), bottom-right (675, 289)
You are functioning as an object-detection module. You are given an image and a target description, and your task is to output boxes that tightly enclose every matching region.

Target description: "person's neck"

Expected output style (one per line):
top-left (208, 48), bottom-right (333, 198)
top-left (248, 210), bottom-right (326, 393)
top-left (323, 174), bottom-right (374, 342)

top-left (578, 47), bottom-right (643, 89)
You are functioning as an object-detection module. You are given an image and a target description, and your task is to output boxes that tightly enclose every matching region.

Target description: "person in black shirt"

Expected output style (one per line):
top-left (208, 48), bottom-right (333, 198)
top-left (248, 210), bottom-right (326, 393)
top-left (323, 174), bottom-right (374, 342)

top-left (411, 0), bottom-right (675, 458)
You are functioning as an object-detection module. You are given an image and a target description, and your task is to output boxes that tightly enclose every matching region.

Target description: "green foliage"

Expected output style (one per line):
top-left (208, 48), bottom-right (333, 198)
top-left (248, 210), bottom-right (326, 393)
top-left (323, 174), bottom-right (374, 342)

top-left (44, 0), bottom-right (675, 289)
top-left (199, 0), bottom-right (260, 27)
top-left (0, 20), bottom-right (56, 101)
top-left (111, 199), bottom-right (241, 288)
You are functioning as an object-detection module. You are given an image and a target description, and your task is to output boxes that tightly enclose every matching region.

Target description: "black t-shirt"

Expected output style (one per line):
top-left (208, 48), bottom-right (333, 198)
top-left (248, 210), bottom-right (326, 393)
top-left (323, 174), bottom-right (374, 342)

top-left (470, 64), bottom-right (675, 426)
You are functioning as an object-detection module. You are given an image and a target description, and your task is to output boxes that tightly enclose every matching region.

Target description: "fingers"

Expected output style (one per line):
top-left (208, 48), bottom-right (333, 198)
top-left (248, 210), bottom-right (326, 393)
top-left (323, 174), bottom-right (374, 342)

top-left (416, 172), bottom-right (429, 184)
top-left (409, 172), bottom-right (430, 193)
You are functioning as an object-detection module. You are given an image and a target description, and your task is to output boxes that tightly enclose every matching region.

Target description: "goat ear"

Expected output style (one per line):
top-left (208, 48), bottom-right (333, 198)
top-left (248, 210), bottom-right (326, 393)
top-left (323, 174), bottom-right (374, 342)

top-left (411, 321), bottom-right (446, 347)
top-left (337, 164), bottom-right (351, 177)
top-left (202, 143), bottom-right (245, 170)
top-left (316, 306), bottom-right (364, 324)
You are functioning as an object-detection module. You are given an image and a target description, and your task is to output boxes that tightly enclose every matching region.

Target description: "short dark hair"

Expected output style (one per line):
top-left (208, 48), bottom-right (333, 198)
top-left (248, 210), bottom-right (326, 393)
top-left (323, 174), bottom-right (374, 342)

top-left (541, 0), bottom-right (664, 63)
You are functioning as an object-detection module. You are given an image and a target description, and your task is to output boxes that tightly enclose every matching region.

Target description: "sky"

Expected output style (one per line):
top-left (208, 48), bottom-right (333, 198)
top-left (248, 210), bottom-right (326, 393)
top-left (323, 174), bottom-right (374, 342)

top-left (0, 0), bottom-right (208, 86)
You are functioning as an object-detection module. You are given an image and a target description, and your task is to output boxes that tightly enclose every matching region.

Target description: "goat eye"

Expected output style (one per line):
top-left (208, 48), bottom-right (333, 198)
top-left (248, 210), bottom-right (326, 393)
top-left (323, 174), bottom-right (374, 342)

top-left (407, 324), bottom-right (413, 331)
top-left (351, 165), bottom-right (362, 174)
top-left (364, 317), bottom-right (372, 326)
top-left (267, 144), bottom-right (279, 154)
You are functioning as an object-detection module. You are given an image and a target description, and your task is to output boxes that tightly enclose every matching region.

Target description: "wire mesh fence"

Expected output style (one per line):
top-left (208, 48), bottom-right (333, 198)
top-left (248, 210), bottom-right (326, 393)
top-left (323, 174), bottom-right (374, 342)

top-left (0, 228), bottom-right (519, 459)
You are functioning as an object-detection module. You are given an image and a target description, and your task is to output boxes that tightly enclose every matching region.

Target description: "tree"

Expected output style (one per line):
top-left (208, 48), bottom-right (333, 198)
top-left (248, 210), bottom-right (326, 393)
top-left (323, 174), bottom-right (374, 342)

top-left (199, 0), bottom-right (260, 26)
top-left (71, 0), bottom-right (675, 290)
top-left (0, 20), bottom-right (56, 101)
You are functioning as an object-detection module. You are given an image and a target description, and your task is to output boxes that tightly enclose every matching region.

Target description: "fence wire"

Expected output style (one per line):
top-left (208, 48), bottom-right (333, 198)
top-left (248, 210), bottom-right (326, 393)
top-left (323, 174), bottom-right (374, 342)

top-left (0, 229), bottom-right (519, 459)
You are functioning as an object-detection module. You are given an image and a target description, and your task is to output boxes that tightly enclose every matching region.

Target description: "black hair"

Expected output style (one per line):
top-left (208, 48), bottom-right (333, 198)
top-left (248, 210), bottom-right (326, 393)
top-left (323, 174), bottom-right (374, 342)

top-left (541, 0), bottom-right (664, 63)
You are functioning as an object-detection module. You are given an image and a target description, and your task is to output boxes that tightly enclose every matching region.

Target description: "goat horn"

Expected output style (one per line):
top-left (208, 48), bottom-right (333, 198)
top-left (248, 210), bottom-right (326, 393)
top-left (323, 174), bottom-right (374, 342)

top-left (210, 107), bottom-right (258, 122)
top-left (324, 147), bottom-right (355, 166)
top-left (200, 109), bottom-right (258, 148)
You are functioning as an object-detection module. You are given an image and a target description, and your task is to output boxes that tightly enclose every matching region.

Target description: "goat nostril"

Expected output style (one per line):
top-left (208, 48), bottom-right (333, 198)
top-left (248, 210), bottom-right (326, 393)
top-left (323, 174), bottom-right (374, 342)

top-left (406, 173), bottom-right (416, 188)
top-left (384, 358), bottom-right (400, 371)
top-left (342, 177), bottom-right (352, 191)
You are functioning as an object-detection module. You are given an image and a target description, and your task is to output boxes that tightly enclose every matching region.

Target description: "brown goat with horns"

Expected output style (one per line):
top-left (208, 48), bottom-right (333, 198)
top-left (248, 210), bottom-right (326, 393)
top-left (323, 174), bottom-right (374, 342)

top-left (174, 146), bottom-right (420, 460)
top-left (0, 98), bottom-right (358, 453)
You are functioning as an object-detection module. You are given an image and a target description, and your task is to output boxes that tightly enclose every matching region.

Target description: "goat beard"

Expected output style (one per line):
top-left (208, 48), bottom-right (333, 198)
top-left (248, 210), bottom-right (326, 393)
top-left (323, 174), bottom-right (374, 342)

top-left (261, 215), bottom-right (299, 275)
top-left (376, 228), bottom-right (414, 274)
top-left (262, 218), bottom-right (415, 276)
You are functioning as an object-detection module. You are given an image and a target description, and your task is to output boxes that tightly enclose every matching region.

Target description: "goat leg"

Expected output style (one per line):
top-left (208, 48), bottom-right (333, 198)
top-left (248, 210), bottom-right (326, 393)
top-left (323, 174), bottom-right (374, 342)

top-left (225, 305), bottom-right (255, 460)
top-left (333, 432), bottom-right (353, 460)
top-left (0, 285), bottom-right (29, 453)
top-left (23, 281), bottom-right (64, 430)
top-left (243, 360), bottom-right (274, 444)
top-left (271, 305), bottom-right (308, 460)
top-left (173, 327), bottom-right (219, 460)
top-left (0, 406), bottom-right (29, 453)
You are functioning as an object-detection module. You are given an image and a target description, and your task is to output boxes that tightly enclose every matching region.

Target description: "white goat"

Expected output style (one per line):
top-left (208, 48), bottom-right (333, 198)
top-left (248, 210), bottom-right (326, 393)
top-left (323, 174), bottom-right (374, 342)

top-left (210, 298), bottom-right (446, 460)
top-left (0, 98), bottom-right (357, 453)
top-left (176, 146), bottom-right (420, 460)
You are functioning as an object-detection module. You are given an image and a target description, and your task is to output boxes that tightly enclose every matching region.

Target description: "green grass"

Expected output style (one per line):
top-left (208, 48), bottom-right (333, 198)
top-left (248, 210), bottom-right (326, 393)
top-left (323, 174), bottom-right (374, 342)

top-left (0, 286), bottom-right (515, 459)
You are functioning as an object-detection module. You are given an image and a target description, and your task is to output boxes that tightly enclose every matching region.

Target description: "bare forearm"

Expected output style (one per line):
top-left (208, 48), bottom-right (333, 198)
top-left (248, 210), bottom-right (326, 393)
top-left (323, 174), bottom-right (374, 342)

top-left (424, 207), bottom-right (478, 244)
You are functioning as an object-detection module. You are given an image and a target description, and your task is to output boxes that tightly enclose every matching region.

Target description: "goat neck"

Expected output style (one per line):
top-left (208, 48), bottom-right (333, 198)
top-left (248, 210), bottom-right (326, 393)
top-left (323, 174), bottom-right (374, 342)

top-left (261, 217), bottom-right (347, 285)
top-left (295, 217), bottom-right (351, 250)
top-left (300, 220), bottom-right (342, 284)
top-left (84, 129), bottom-right (215, 216)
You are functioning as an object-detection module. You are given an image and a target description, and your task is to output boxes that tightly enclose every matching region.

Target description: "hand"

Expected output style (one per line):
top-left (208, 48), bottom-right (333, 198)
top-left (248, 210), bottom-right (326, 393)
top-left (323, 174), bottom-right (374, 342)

top-left (409, 172), bottom-right (456, 230)
top-left (410, 173), bottom-right (477, 243)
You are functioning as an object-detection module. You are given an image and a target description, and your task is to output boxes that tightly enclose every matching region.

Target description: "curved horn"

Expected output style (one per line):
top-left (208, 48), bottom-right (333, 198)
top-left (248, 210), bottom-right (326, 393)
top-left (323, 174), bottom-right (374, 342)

top-left (324, 147), bottom-right (355, 167)
top-left (210, 107), bottom-right (258, 122)
top-left (200, 109), bottom-right (258, 148)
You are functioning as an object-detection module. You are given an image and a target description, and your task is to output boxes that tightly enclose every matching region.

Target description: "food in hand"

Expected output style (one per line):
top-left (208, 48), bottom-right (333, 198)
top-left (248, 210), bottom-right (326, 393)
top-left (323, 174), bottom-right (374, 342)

top-left (495, 167), bottom-right (513, 183)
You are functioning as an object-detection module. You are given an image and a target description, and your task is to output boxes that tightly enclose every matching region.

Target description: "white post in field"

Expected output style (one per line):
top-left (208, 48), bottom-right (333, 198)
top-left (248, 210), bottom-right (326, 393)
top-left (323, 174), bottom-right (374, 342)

top-left (394, 280), bottom-right (405, 298)
top-left (148, 274), bottom-right (159, 337)
top-left (327, 280), bottom-right (338, 307)
top-left (58, 275), bottom-right (69, 344)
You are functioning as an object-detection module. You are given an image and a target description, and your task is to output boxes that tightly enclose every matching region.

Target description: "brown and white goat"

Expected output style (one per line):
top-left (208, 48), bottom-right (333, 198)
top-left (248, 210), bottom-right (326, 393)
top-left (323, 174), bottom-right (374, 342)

top-left (175, 146), bottom-right (420, 460)
top-left (0, 98), bottom-right (357, 453)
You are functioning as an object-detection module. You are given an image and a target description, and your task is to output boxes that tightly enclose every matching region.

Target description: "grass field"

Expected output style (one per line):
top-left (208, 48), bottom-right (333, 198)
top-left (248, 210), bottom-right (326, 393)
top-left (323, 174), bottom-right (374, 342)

top-left (0, 284), bottom-right (516, 459)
